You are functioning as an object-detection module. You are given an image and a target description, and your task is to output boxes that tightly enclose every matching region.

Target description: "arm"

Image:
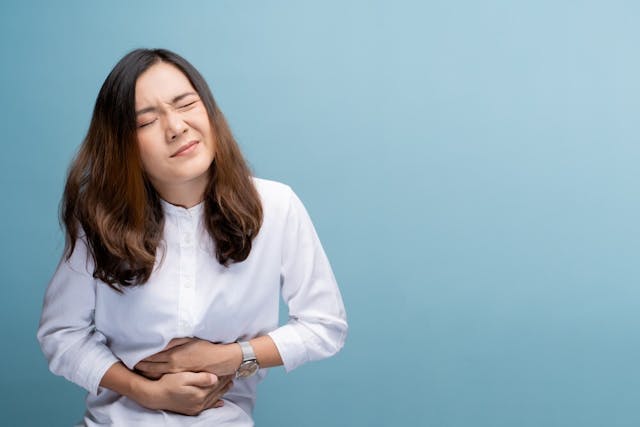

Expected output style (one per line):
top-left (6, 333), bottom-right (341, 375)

top-left (135, 335), bottom-right (283, 379)
top-left (37, 237), bottom-right (231, 415)
top-left (135, 186), bottom-right (347, 378)
top-left (267, 187), bottom-right (348, 372)
top-left (37, 237), bottom-right (120, 395)
top-left (101, 362), bottom-right (232, 415)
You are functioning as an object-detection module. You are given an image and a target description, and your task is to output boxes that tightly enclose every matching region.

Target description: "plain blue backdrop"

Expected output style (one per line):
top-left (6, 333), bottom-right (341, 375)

top-left (1, 1), bottom-right (640, 426)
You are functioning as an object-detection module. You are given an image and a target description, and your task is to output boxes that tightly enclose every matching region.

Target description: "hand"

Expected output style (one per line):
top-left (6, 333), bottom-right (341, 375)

top-left (139, 371), bottom-right (234, 416)
top-left (135, 338), bottom-right (241, 379)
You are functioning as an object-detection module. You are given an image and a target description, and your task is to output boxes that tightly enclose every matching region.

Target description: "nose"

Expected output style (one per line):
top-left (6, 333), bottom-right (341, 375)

top-left (165, 112), bottom-right (188, 142)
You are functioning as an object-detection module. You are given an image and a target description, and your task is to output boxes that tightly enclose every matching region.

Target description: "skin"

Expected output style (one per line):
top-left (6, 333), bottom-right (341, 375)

top-left (98, 62), bottom-right (284, 416)
top-left (134, 61), bottom-right (216, 208)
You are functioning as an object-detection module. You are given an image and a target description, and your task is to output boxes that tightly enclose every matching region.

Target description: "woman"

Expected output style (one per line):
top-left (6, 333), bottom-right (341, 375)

top-left (37, 48), bottom-right (348, 426)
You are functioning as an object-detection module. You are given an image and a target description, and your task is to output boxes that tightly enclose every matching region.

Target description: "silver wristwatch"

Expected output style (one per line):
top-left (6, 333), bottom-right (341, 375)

top-left (236, 341), bottom-right (259, 379)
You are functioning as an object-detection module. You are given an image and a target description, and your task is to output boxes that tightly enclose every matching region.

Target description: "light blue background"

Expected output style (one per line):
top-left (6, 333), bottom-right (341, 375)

top-left (1, 1), bottom-right (639, 426)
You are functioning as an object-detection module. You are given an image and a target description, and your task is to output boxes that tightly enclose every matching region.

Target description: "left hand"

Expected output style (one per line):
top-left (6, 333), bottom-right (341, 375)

top-left (135, 338), bottom-right (240, 380)
top-left (138, 371), bottom-right (234, 415)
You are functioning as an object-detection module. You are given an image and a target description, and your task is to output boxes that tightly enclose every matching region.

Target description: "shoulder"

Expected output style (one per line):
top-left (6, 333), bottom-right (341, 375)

top-left (251, 177), bottom-right (295, 207)
top-left (251, 177), bottom-right (301, 227)
top-left (60, 229), bottom-right (96, 277)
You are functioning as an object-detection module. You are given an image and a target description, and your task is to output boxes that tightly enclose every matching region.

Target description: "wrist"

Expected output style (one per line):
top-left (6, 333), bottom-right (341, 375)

top-left (225, 343), bottom-right (243, 375)
top-left (130, 376), bottom-right (161, 410)
top-left (202, 342), bottom-right (242, 376)
top-left (100, 362), bottom-right (161, 409)
top-left (235, 340), bottom-right (260, 379)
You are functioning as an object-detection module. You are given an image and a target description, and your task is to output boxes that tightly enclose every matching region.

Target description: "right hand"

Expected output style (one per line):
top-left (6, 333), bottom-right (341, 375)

top-left (140, 371), bottom-right (234, 416)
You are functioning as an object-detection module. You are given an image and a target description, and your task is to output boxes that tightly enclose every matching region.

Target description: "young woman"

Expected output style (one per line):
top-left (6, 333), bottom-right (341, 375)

top-left (37, 48), bottom-right (348, 426)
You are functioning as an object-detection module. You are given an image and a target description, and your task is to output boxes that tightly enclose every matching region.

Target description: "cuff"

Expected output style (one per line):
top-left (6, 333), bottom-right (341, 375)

top-left (268, 323), bottom-right (310, 372)
top-left (77, 348), bottom-right (120, 395)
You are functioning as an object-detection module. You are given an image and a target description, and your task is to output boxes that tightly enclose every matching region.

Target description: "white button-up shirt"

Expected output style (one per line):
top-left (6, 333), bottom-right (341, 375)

top-left (37, 178), bottom-right (348, 426)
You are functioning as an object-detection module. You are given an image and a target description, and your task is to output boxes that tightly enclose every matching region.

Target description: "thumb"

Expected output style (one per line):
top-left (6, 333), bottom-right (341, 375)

top-left (187, 372), bottom-right (219, 387)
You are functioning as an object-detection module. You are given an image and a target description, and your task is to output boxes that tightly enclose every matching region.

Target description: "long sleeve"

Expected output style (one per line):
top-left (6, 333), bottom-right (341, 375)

top-left (37, 237), bottom-right (119, 395)
top-left (268, 188), bottom-right (348, 372)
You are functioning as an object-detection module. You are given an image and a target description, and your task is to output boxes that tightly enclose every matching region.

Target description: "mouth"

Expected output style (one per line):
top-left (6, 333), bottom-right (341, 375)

top-left (170, 140), bottom-right (199, 157)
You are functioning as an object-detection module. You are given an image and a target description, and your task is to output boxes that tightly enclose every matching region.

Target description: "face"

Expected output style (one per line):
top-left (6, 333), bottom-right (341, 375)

top-left (134, 61), bottom-right (216, 198)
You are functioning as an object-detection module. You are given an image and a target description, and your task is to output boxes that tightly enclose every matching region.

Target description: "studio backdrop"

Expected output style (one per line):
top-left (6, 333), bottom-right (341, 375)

top-left (1, 1), bottom-right (639, 426)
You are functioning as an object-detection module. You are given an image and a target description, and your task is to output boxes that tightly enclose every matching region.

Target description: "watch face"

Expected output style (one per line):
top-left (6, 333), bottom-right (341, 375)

top-left (237, 360), bottom-right (259, 378)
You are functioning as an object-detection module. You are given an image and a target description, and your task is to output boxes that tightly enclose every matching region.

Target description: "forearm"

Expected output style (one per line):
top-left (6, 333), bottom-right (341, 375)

top-left (205, 335), bottom-right (283, 376)
top-left (249, 335), bottom-right (283, 369)
top-left (102, 362), bottom-right (229, 415)
top-left (100, 362), bottom-right (155, 407)
top-left (135, 335), bottom-right (284, 379)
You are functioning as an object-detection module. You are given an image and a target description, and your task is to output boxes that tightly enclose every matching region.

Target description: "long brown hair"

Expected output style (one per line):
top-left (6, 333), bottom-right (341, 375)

top-left (62, 48), bottom-right (262, 291)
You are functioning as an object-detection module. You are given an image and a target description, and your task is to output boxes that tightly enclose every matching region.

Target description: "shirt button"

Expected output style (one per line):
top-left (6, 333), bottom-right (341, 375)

top-left (184, 278), bottom-right (193, 288)
top-left (182, 233), bottom-right (192, 245)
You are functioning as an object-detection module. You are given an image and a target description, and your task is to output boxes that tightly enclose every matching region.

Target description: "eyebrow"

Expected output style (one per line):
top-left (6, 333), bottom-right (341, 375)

top-left (135, 92), bottom-right (198, 116)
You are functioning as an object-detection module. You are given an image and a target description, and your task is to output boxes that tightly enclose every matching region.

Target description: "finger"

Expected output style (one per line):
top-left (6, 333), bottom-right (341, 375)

top-left (206, 378), bottom-right (234, 398)
top-left (165, 337), bottom-right (194, 350)
top-left (140, 353), bottom-right (167, 363)
top-left (218, 374), bottom-right (235, 383)
top-left (202, 377), bottom-right (233, 396)
top-left (222, 380), bottom-right (234, 393)
top-left (134, 361), bottom-right (152, 371)
top-left (141, 351), bottom-right (172, 363)
top-left (214, 375), bottom-right (233, 388)
top-left (204, 394), bottom-right (224, 410)
top-left (203, 388), bottom-right (220, 409)
top-left (135, 361), bottom-right (170, 374)
top-left (185, 372), bottom-right (219, 387)
top-left (135, 369), bottom-right (163, 380)
top-left (206, 382), bottom-right (233, 411)
top-left (221, 378), bottom-right (234, 391)
top-left (143, 338), bottom-right (193, 362)
top-left (204, 383), bottom-right (230, 410)
top-left (141, 338), bottom-right (193, 363)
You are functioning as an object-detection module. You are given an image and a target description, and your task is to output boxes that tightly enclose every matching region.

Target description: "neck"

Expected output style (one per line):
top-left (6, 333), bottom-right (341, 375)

top-left (161, 193), bottom-right (204, 209)
top-left (152, 176), bottom-right (208, 209)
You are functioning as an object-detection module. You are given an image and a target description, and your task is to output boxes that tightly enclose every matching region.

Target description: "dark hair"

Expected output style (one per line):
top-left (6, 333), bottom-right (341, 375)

top-left (62, 48), bottom-right (262, 291)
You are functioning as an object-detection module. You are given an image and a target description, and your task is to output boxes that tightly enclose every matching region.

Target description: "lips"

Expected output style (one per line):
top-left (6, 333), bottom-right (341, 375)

top-left (170, 140), bottom-right (199, 157)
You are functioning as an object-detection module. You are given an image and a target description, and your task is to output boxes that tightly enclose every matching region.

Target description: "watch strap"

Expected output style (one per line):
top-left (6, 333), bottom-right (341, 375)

top-left (239, 341), bottom-right (257, 362)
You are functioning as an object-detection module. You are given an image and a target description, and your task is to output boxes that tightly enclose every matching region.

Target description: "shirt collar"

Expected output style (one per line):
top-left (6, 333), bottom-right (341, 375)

top-left (160, 198), bottom-right (205, 218)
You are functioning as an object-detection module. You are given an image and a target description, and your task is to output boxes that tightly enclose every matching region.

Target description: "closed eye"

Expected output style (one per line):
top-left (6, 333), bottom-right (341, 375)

top-left (137, 118), bottom-right (157, 128)
top-left (178, 100), bottom-right (198, 109)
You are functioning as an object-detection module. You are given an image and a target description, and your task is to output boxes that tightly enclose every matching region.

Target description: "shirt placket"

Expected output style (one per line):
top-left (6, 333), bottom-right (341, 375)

top-left (177, 210), bottom-right (197, 336)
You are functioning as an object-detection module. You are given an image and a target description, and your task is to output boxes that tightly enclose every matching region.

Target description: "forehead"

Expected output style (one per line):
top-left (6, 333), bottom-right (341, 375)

top-left (135, 62), bottom-right (196, 106)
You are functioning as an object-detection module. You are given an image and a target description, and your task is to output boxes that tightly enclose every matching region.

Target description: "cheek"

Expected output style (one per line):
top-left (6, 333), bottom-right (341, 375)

top-left (200, 123), bottom-right (217, 157)
top-left (190, 110), bottom-right (215, 141)
top-left (136, 139), bottom-right (163, 174)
